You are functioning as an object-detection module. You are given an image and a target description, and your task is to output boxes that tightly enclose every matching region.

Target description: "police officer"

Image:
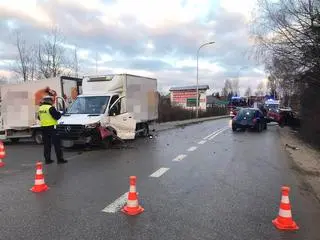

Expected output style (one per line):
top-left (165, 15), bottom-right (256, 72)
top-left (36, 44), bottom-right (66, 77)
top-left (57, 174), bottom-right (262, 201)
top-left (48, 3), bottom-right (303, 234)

top-left (38, 96), bottom-right (67, 165)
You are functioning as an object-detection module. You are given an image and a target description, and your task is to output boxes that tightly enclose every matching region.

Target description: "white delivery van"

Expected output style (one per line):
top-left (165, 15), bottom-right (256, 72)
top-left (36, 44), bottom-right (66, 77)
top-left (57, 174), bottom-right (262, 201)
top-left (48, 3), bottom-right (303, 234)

top-left (0, 76), bottom-right (82, 144)
top-left (57, 74), bottom-right (159, 148)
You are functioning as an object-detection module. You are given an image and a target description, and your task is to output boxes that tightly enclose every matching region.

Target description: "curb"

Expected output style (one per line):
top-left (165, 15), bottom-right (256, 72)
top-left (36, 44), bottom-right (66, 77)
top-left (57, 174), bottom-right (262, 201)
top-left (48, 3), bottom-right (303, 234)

top-left (152, 115), bottom-right (230, 132)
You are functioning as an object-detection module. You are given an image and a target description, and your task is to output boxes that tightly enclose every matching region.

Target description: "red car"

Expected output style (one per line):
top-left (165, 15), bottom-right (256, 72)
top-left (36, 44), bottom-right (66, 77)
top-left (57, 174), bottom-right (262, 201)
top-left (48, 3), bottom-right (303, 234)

top-left (266, 108), bottom-right (282, 122)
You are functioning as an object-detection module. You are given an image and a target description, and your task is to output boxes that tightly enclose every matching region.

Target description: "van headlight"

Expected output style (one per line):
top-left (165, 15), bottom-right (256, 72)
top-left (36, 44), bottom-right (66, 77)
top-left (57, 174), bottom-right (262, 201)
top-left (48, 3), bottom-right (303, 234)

top-left (85, 122), bottom-right (100, 129)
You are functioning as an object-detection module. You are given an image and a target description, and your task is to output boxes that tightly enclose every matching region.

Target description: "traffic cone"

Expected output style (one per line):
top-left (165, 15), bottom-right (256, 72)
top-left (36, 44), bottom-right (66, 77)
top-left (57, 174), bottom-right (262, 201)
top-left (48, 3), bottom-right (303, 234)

top-left (30, 162), bottom-right (49, 193)
top-left (121, 176), bottom-right (144, 216)
top-left (272, 186), bottom-right (299, 230)
top-left (0, 141), bottom-right (6, 167)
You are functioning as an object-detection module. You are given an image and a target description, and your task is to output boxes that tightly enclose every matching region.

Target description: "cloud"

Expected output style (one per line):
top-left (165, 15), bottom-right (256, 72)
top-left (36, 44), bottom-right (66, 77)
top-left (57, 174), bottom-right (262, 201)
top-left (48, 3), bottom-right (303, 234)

top-left (0, 0), bottom-right (266, 94)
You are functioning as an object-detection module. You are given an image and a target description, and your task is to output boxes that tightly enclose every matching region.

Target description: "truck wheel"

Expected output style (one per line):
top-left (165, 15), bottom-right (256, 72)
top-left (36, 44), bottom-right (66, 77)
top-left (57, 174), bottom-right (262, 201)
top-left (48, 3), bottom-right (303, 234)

top-left (34, 130), bottom-right (43, 145)
top-left (139, 123), bottom-right (149, 137)
top-left (10, 138), bottom-right (20, 143)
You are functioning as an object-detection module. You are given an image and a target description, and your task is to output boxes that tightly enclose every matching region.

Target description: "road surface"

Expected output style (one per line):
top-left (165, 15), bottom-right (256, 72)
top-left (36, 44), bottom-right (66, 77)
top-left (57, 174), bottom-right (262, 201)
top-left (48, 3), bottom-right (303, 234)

top-left (1, 118), bottom-right (320, 240)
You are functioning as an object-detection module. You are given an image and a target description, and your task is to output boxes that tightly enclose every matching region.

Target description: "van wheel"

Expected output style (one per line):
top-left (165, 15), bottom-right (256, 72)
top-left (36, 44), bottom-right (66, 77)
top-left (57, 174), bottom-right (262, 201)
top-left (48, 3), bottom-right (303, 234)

top-left (142, 123), bottom-right (149, 137)
top-left (34, 130), bottom-right (43, 144)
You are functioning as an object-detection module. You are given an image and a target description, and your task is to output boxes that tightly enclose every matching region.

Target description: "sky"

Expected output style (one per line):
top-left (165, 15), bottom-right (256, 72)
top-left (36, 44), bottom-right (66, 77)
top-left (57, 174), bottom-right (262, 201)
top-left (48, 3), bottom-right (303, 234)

top-left (0, 0), bottom-right (267, 95)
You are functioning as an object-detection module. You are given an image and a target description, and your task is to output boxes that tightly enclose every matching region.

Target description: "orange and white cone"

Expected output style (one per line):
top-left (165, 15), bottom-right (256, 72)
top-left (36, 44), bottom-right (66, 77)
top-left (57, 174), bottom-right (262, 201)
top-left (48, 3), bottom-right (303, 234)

top-left (30, 162), bottom-right (49, 193)
top-left (272, 186), bottom-right (299, 230)
top-left (121, 176), bottom-right (144, 216)
top-left (0, 141), bottom-right (6, 167)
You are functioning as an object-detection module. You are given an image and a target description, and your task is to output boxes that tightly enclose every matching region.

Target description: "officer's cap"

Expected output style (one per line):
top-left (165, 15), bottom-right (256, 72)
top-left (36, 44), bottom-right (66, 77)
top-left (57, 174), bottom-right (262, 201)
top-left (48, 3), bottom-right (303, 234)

top-left (42, 95), bottom-right (54, 103)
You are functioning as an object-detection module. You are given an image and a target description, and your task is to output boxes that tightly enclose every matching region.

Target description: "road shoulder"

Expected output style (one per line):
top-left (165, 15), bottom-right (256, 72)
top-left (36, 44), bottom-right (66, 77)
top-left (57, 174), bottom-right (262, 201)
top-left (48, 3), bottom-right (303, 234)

top-left (279, 126), bottom-right (320, 202)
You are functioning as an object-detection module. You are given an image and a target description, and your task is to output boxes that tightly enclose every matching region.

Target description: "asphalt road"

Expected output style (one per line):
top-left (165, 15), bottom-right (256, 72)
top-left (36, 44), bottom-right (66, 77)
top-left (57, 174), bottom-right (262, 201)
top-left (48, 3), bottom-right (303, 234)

top-left (1, 118), bottom-right (320, 240)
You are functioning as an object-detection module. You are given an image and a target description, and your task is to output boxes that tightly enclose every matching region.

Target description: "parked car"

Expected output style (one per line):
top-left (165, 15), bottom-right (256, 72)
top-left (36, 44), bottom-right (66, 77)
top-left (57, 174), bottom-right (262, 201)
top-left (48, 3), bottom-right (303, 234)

top-left (232, 108), bottom-right (267, 132)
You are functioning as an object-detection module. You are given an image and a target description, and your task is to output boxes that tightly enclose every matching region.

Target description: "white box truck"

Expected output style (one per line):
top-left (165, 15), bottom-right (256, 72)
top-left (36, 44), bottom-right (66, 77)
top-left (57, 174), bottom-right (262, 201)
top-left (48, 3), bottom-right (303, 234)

top-left (0, 76), bottom-right (82, 144)
top-left (57, 74), bottom-right (159, 148)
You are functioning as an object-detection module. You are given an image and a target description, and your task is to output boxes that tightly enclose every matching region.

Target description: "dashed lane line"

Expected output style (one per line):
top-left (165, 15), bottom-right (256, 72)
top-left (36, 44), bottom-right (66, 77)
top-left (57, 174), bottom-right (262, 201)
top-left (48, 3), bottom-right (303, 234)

top-left (149, 167), bottom-right (170, 178)
top-left (172, 154), bottom-right (187, 162)
top-left (208, 127), bottom-right (229, 140)
top-left (203, 129), bottom-right (221, 140)
top-left (101, 192), bottom-right (128, 213)
top-left (198, 140), bottom-right (206, 145)
top-left (203, 126), bottom-right (229, 140)
top-left (187, 146), bottom-right (197, 152)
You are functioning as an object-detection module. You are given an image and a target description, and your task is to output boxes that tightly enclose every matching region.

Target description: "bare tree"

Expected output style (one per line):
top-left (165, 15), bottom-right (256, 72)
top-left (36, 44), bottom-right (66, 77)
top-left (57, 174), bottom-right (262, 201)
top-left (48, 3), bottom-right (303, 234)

top-left (255, 81), bottom-right (265, 96)
top-left (222, 79), bottom-right (233, 97)
top-left (73, 47), bottom-right (79, 77)
top-left (232, 79), bottom-right (240, 95)
top-left (251, 0), bottom-right (320, 87)
top-left (38, 26), bottom-right (67, 78)
top-left (0, 75), bottom-right (8, 84)
top-left (267, 75), bottom-right (278, 97)
top-left (251, 0), bottom-right (320, 147)
top-left (13, 31), bottom-right (37, 82)
top-left (244, 86), bottom-right (252, 97)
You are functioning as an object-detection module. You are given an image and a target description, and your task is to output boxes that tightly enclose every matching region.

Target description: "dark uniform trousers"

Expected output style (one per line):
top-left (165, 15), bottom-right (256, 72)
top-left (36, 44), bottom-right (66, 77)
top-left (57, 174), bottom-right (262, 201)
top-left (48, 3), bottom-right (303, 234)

top-left (42, 125), bottom-right (63, 162)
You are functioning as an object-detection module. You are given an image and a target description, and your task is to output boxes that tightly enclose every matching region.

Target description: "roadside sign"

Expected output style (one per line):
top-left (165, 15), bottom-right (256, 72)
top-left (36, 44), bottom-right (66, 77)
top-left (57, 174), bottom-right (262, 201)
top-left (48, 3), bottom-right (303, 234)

top-left (187, 98), bottom-right (196, 103)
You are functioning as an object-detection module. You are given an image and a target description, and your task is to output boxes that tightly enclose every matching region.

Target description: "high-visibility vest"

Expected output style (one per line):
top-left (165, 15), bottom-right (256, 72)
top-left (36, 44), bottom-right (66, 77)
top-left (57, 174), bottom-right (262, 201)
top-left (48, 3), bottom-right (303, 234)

top-left (38, 104), bottom-right (58, 127)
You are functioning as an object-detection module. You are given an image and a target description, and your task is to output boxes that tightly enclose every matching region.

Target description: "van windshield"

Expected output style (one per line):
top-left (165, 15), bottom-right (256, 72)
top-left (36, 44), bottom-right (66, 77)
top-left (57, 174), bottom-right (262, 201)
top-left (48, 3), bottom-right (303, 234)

top-left (67, 96), bottom-right (110, 114)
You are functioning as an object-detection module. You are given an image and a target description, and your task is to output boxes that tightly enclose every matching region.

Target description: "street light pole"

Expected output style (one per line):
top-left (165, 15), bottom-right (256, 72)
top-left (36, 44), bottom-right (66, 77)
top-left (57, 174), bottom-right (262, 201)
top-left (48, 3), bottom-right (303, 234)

top-left (196, 41), bottom-right (215, 118)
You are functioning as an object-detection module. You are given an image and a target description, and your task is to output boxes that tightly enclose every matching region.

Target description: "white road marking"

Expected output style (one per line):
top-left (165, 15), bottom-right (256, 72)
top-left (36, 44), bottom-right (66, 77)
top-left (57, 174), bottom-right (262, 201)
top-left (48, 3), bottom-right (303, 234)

top-left (187, 146), bottom-right (197, 152)
top-left (102, 192), bottom-right (128, 213)
top-left (203, 129), bottom-right (221, 140)
top-left (149, 167), bottom-right (170, 178)
top-left (208, 129), bottom-right (225, 140)
top-left (198, 140), bottom-right (206, 145)
top-left (172, 154), bottom-right (187, 162)
top-left (208, 127), bottom-right (228, 140)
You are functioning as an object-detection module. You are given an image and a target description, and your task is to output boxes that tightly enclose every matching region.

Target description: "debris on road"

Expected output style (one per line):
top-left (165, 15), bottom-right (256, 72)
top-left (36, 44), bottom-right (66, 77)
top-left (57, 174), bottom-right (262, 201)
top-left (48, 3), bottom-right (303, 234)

top-left (285, 144), bottom-right (299, 150)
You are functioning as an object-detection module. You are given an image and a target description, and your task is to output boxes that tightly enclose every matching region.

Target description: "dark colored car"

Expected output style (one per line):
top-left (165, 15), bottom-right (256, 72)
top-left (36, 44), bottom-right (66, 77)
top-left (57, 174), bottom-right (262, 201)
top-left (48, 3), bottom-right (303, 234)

top-left (278, 109), bottom-right (301, 128)
top-left (232, 108), bottom-right (267, 132)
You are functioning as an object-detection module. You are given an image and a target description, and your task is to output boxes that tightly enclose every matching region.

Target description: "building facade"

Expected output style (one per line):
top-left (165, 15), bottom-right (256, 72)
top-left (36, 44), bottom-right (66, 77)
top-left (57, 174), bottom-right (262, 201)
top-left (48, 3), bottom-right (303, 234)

top-left (169, 85), bottom-right (209, 111)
